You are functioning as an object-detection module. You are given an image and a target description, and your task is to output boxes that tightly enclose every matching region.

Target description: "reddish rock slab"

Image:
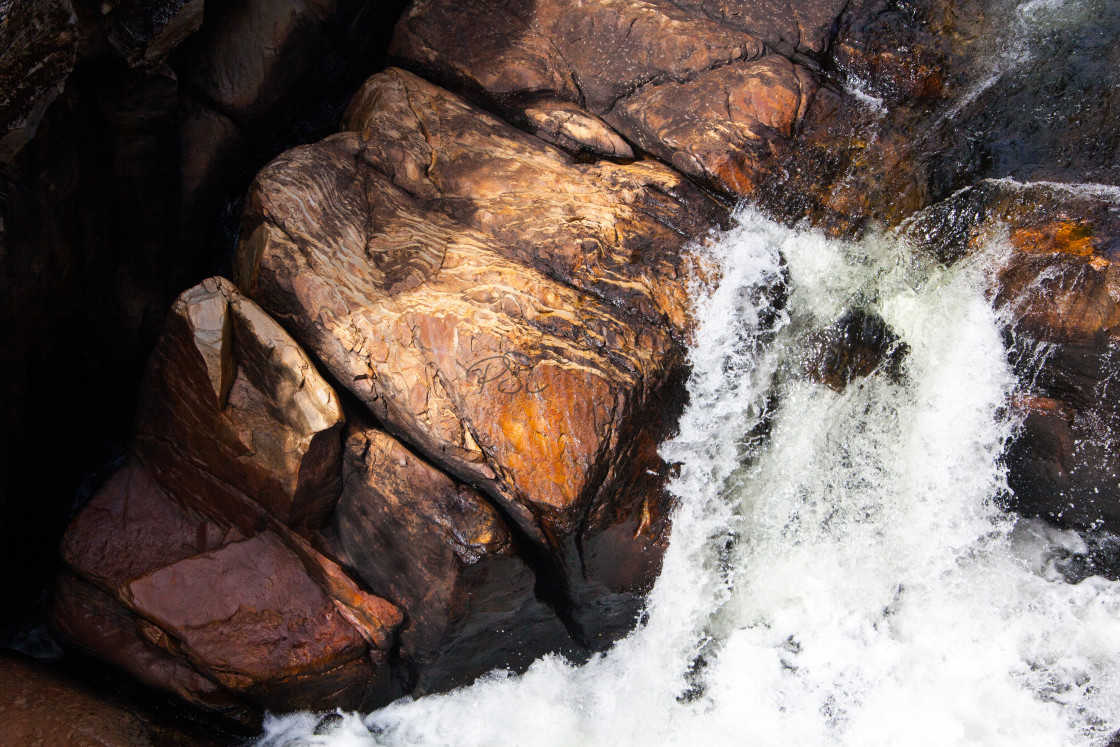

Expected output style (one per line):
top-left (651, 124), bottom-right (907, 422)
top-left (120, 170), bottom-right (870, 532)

top-left (60, 459), bottom-right (240, 594)
top-left (52, 573), bottom-right (240, 715)
top-left (122, 532), bottom-right (387, 710)
top-left (135, 276), bottom-right (345, 530)
top-left (333, 422), bottom-right (576, 692)
top-left (107, 0), bottom-right (204, 70)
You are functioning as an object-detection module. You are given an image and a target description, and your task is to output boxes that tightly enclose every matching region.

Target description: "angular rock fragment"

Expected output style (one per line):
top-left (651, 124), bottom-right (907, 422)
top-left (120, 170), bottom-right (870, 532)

top-left (391, 0), bottom-right (830, 196)
top-left (239, 93), bottom-right (688, 640)
top-left (135, 276), bottom-right (345, 529)
top-left (333, 422), bottom-right (576, 693)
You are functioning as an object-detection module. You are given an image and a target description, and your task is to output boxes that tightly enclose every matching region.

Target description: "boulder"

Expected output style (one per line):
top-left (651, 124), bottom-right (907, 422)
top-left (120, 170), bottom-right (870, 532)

top-left (390, 0), bottom-right (834, 197)
top-left (238, 73), bottom-right (696, 641)
top-left (803, 309), bottom-right (909, 391)
top-left (332, 421), bottom-right (576, 693)
top-left (0, 0), bottom-right (78, 161)
top-left (135, 277), bottom-right (345, 530)
top-left (907, 180), bottom-right (1120, 531)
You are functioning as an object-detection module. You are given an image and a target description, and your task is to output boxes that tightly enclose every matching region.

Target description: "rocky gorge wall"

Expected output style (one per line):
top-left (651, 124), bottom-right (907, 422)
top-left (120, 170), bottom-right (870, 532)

top-left (2, 0), bottom-right (1120, 741)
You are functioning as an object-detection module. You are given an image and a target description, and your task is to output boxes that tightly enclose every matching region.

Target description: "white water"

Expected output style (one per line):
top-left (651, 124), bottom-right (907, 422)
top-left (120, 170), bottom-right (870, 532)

top-left (261, 211), bottom-right (1120, 747)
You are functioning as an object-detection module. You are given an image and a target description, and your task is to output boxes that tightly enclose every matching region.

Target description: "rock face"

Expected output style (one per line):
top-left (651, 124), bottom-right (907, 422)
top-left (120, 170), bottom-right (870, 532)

top-left (333, 422), bottom-right (575, 693)
top-left (53, 280), bottom-right (402, 716)
top-left (390, 0), bottom-right (835, 197)
top-left (238, 68), bottom-right (710, 644)
top-left (908, 180), bottom-right (1120, 531)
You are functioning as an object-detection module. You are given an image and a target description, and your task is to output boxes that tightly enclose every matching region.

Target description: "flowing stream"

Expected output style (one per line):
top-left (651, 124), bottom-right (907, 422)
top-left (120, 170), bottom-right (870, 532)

top-left (262, 209), bottom-right (1120, 746)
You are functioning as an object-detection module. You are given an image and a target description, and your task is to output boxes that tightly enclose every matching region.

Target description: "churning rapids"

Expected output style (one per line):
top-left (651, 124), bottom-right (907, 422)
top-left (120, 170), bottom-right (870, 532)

top-left (262, 209), bottom-right (1120, 747)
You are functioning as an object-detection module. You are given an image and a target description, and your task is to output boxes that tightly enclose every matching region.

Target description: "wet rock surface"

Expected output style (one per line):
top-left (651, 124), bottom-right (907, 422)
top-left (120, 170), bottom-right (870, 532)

top-left (908, 180), bottom-right (1120, 531)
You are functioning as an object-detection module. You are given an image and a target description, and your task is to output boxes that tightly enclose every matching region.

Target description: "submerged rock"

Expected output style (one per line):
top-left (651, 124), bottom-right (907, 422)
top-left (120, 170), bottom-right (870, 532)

top-left (804, 309), bottom-right (909, 392)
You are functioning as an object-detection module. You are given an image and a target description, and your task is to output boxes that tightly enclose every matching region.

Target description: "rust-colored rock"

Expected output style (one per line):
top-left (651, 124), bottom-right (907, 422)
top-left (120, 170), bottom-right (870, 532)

top-left (333, 422), bottom-right (575, 692)
top-left (341, 68), bottom-right (725, 335)
top-left (0, 654), bottom-right (215, 746)
top-left (135, 276), bottom-right (345, 529)
top-left (122, 532), bottom-right (387, 710)
top-left (239, 78), bottom-right (690, 639)
top-left (391, 0), bottom-right (832, 197)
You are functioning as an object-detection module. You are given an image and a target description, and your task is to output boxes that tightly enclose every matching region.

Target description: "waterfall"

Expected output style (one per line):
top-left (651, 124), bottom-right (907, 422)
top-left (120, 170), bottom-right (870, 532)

top-left (261, 209), bottom-right (1120, 746)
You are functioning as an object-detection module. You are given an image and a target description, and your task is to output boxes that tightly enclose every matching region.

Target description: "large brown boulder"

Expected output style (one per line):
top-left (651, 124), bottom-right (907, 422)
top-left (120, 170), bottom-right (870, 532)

top-left (390, 0), bottom-right (833, 196)
top-left (238, 70), bottom-right (704, 643)
top-left (332, 421), bottom-right (575, 693)
top-left (907, 180), bottom-right (1120, 531)
top-left (341, 68), bottom-right (726, 334)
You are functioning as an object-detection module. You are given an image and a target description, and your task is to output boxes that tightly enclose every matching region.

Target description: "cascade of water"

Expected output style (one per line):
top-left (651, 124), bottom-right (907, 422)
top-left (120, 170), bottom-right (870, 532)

top-left (260, 209), bottom-right (1120, 747)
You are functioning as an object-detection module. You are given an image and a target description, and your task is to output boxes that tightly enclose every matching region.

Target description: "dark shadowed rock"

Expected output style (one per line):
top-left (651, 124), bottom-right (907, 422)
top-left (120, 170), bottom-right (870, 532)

top-left (135, 277), bottom-right (345, 530)
top-left (333, 422), bottom-right (576, 693)
top-left (108, 0), bottom-right (204, 70)
top-left (804, 309), bottom-right (909, 391)
top-left (0, 0), bottom-right (78, 160)
top-left (391, 0), bottom-right (833, 197)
